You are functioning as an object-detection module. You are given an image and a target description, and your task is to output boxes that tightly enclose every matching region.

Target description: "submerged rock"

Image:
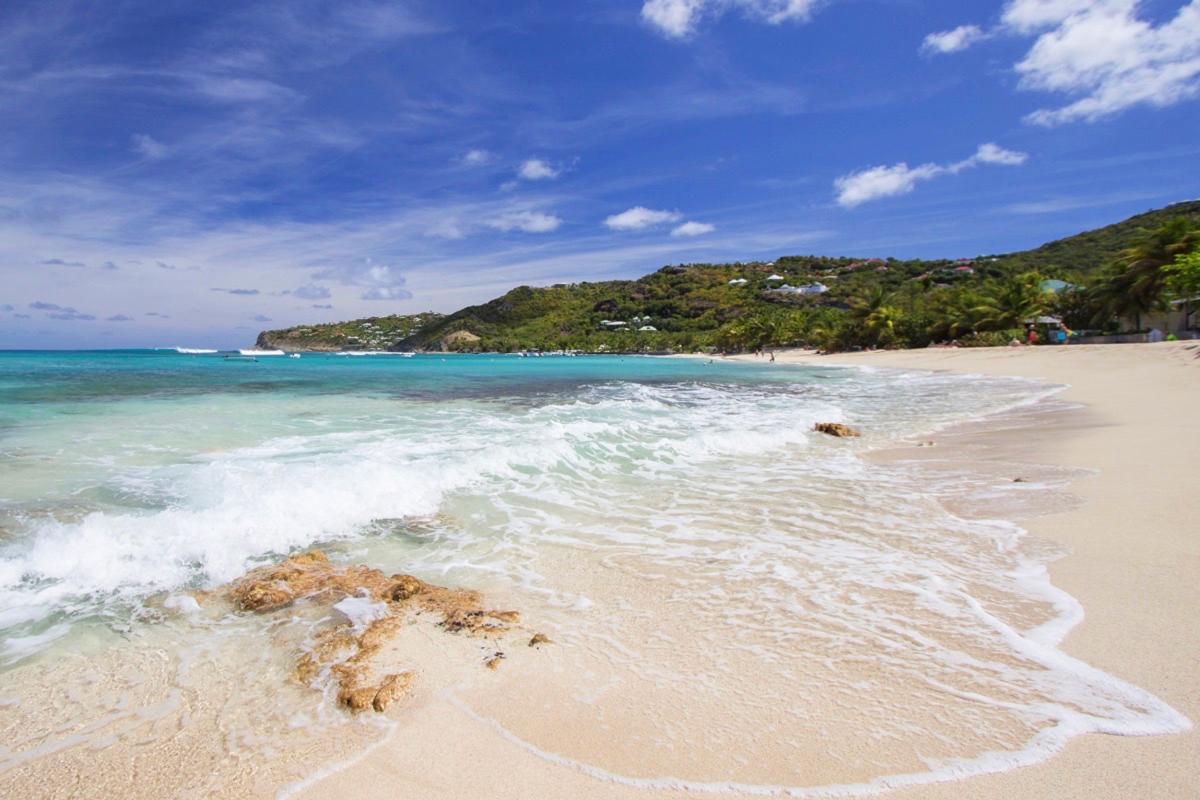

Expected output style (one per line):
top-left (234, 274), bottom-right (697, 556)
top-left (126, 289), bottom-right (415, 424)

top-left (528, 633), bottom-right (552, 647)
top-left (814, 422), bottom-right (860, 438)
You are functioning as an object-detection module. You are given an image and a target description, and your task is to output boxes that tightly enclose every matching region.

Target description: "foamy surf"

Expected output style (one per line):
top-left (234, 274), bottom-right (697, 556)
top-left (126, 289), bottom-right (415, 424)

top-left (0, 351), bottom-right (1188, 797)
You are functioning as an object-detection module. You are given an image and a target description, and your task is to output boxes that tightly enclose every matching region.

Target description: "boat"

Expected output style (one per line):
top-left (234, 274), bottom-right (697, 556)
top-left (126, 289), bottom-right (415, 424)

top-left (174, 347), bottom-right (218, 354)
top-left (238, 349), bottom-right (285, 356)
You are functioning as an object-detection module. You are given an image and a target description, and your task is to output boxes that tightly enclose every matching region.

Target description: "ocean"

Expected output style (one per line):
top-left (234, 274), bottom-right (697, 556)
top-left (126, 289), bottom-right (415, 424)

top-left (0, 350), bottom-right (1186, 797)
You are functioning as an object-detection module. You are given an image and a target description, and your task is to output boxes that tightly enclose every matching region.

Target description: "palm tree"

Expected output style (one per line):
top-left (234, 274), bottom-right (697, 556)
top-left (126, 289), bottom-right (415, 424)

top-left (1100, 218), bottom-right (1200, 329)
top-left (971, 273), bottom-right (1046, 332)
top-left (926, 287), bottom-right (982, 341)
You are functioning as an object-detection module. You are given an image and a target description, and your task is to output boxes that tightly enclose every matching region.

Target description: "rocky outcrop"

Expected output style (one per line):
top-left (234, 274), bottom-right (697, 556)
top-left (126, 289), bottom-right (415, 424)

top-left (224, 550), bottom-right (525, 713)
top-left (814, 422), bottom-right (860, 438)
top-left (440, 330), bottom-right (482, 351)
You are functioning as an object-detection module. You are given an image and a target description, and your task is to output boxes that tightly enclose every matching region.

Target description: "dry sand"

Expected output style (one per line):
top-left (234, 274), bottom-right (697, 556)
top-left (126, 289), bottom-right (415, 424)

top-left (296, 342), bottom-right (1199, 800)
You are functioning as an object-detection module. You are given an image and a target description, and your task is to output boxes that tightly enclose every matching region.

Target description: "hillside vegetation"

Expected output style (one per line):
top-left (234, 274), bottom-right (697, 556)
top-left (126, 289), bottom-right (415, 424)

top-left (256, 200), bottom-right (1200, 353)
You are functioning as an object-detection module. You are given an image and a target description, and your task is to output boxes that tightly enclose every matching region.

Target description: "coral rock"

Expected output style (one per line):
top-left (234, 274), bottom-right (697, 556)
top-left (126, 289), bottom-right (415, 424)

top-left (528, 633), bottom-right (551, 647)
top-left (814, 422), bottom-right (860, 438)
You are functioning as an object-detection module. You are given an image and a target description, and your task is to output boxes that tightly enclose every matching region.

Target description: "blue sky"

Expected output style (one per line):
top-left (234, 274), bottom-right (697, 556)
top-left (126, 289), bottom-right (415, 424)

top-left (1, 0), bottom-right (1198, 348)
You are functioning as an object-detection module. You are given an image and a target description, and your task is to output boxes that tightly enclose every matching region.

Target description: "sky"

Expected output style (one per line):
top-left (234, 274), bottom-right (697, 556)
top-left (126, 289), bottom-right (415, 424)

top-left (1, 0), bottom-right (1198, 348)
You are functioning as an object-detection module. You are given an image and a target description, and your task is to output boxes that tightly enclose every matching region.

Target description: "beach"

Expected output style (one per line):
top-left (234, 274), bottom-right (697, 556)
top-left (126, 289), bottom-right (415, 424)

top-left (0, 345), bottom-right (1195, 799)
top-left (283, 342), bottom-right (1198, 800)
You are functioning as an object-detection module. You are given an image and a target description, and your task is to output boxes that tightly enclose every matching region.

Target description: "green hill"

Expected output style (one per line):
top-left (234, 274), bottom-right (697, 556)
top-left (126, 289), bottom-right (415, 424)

top-left (255, 200), bottom-right (1200, 353)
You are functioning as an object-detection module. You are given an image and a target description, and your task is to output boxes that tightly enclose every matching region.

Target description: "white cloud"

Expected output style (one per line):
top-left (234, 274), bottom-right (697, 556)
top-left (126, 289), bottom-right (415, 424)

top-left (641, 0), bottom-right (823, 40)
top-left (1001, 0), bottom-right (1102, 34)
top-left (972, 142), bottom-right (1028, 166)
top-left (834, 143), bottom-right (1028, 208)
top-left (926, 0), bottom-right (1200, 125)
top-left (671, 220), bottom-right (715, 236)
top-left (517, 158), bottom-right (559, 180)
top-left (131, 133), bottom-right (168, 160)
top-left (461, 149), bottom-right (492, 166)
top-left (487, 211), bottom-right (562, 233)
top-left (921, 24), bottom-right (986, 54)
top-left (604, 206), bottom-right (682, 230)
top-left (313, 258), bottom-right (412, 301)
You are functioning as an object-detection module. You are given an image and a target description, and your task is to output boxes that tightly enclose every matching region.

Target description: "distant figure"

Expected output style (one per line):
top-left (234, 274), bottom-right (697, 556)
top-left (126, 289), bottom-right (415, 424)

top-left (1027, 328), bottom-right (1038, 345)
top-left (1148, 328), bottom-right (1165, 343)
top-left (1055, 329), bottom-right (1066, 345)
top-left (769, 351), bottom-right (775, 362)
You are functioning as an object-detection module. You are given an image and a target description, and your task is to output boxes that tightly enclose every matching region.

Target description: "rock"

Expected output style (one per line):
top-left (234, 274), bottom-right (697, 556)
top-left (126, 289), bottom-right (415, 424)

top-left (222, 550), bottom-right (526, 714)
top-left (389, 574), bottom-right (427, 601)
top-left (814, 422), bottom-right (860, 438)
top-left (371, 672), bottom-right (414, 712)
top-left (1013, 477), bottom-right (1027, 483)
top-left (528, 633), bottom-right (551, 647)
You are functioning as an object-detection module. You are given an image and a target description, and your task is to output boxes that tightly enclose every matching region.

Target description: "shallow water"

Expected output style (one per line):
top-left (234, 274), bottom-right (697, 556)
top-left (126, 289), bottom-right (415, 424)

top-left (0, 350), bottom-right (1187, 796)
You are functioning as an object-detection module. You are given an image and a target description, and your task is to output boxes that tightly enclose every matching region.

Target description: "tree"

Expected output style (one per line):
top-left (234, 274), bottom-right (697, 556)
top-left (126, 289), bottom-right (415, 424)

top-left (1097, 218), bottom-right (1200, 329)
top-left (971, 273), bottom-right (1046, 331)
top-left (1165, 249), bottom-right (1200, 330)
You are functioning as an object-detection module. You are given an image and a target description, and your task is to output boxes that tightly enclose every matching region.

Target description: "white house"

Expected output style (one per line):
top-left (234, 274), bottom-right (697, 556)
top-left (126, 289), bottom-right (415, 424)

top-left (766, 274), bottom-right (785, 281)
top-left (638, 325), bottom-right (657, 332)
top-left (728, 278), bottom-right (748, 285)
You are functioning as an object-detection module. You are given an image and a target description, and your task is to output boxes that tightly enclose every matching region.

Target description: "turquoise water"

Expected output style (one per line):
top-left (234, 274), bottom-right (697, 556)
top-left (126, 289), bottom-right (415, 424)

top-left (0, 349), bottom-right (1188, 795)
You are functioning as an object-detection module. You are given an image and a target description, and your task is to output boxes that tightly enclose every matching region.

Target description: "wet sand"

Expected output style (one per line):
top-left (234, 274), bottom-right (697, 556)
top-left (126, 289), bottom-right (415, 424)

top-left (292, 342), bottom-right (1198, 800)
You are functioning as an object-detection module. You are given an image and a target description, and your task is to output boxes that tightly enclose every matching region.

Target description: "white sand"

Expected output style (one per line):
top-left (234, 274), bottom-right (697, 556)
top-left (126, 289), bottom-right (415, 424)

top-left (296, 342), bottom-right (1199, 800)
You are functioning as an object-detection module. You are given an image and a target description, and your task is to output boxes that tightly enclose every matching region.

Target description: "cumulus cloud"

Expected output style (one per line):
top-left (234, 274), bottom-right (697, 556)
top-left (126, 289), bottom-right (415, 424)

top-left (290, 283), bottom-right (331, 299)
top-left (925, 0), bottom-right (1200, 125)
top-left (921, 24), bottom-right (986, 54)
top-left (604, 206), bottom-right (682, 231)
top-left (834, 143), bottom-right (1028, 208)
top-left (641, 0), bottom-right (824, 39)
top-left (671, 220), bottom-right (716, 236)
top-left (517, 158), bottom-right (559, 180)
top-left (461, 149), bottom-right (493, 166)
top-left (131, 133), bottom-right (169, 160)
top-left (39, 258), bottom-right (86, 267)
top-left (487, 211), bottom-right (563, 233)
top-left (106, 314), bottom-right (133, 321)
top-left (253, 314), bottom-right (272, 322)
top-left (210, 287), bottom-right (260, 295)
top-left (314, 258), bottom-right (413, 301)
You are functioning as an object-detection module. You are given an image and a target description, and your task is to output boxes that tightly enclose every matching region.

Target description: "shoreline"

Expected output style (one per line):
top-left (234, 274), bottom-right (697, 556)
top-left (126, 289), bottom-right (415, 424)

top-left (292, 341), bottom-right (1198, 800)
top-left (718, 342), bottom-right (1200, 799)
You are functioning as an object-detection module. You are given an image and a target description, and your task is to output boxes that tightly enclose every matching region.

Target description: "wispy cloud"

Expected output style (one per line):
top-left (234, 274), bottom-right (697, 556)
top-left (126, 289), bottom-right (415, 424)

top-left (29, 301), bottom-right (95, 320)
top-left (486, 210), bottom-right (562, 233)
top-left (39, 257), bottom-right (86, 267)
top-left (604, 206), bottom-right (682, 231)
top-left (290, 283), bottom-right (331, 300)
top-left (210, 287), bottom-right (260, 295)
top-left (921, 24), bottom-right (986, 55)
top-left (671, 220), bottom-right (715, 236)
top-left (641, 0), bottom-right (825, 39)
top-left (131, 133), bottom-right (169, 160)
top-left (834, 144), bottom-right (1028, 208)
top-left (461, 149), bottom-right (493, 166)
